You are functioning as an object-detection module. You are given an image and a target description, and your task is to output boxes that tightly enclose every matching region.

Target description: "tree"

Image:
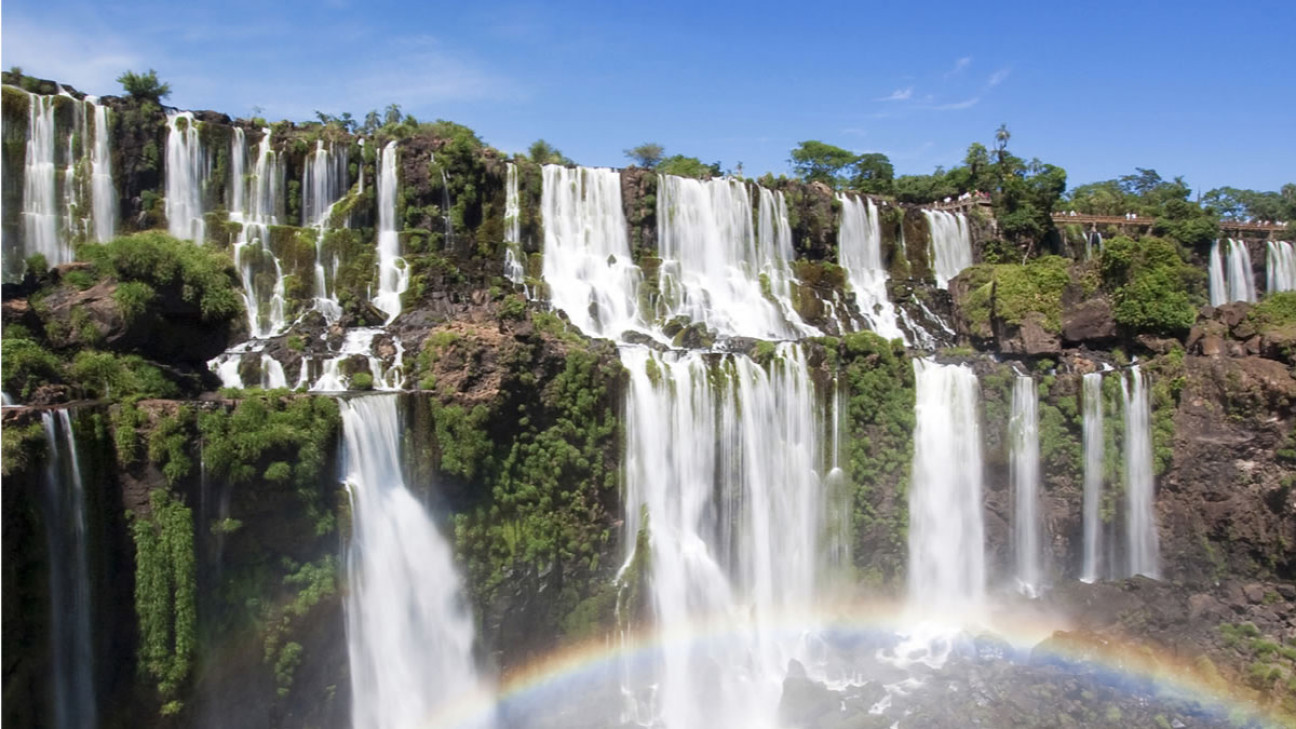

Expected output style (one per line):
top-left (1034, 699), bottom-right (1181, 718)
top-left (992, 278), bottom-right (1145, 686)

top-left (848, 153), bottom-right (895, 195)
top-left (994, 124), bottom-right (1011, 167)
top-left (624, 143), bottom-right (664, 169)
top-left (656, 155), bottom-right (721, 179)
top-left (790, 140), bottom-right (858, 188)
top-left (117, 69), bottom-right (171, 102)
top-left (528, 139), bottom-right (572, 166)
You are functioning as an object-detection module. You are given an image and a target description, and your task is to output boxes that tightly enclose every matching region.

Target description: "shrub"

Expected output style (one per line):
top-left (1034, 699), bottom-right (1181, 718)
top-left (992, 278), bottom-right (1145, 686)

top-left (117, 69), bottom-right (171, 102)
top-left (1100, 236), bottom-right (1203, 335)
top-left (80, 232), bottom-right (242, 324)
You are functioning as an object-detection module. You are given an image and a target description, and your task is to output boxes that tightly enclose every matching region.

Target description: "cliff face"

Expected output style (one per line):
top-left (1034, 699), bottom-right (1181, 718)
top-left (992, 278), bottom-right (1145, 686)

top-left (2, 72), bottom-right (1295, 727)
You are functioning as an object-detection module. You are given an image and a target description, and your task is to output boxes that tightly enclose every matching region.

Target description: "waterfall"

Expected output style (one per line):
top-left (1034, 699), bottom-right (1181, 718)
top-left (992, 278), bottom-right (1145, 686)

top-left (40, 410), bottom-right (97, 729)
top-left (165, 111), bottom-right (207, 242)
top-left (657, 175), bottom-right (816, 340)
top-left (1010, 374), bottom-right (1042, 596)
top-left (60, 94), bottom-right (86, 245)
top-left (503, 162), bottom-right (526, 289)
top-left (922, 210), bottom-right (972, 288)
top-left (540, 165), bottom-right (646, 339)
top-left (260, 354), bottom-right (287, 389)
top-left (1121, 366), bottom-right (1159, 579)
top-left (230, 129), bottom-right (288, 338)
top-left (303, 140), bottom-right (349, 322)
top-left (372, 142), bottom-right (408, 323)
top-left (1079, 372), bottom-right (1105, 583)
top-left (1209, 239), bottom-right (1256, 305)
top-left (620, 345), bottom-right (824, 729)
top-left (310, 328), bottom-right (405, 392)
top-left (908, 359), bottom-right (984, 614)
top-left (341, 395), bottom-right (486, 729)
top-left (1267, 240), bottom-right (1295, 293)
top-left (302, 140), bottom-right (349, 227)
top-left (1085, 231), bottom-right (1103, 259)
top-left (837, 193), bottom-right (904, 341)
top-left (22, 93), bottom-right (66, 270)
top-left (88, 99), bottom-right (116, 242)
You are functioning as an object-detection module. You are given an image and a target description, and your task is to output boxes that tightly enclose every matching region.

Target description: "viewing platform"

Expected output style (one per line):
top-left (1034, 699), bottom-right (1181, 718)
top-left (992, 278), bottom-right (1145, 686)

top-left (1051, 213), bottom-right (1289, 238)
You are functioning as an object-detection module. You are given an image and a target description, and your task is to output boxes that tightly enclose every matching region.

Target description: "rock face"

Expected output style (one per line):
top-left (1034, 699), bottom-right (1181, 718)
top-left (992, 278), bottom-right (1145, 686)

top-left (1061, 296), bottom-right (1117, 345)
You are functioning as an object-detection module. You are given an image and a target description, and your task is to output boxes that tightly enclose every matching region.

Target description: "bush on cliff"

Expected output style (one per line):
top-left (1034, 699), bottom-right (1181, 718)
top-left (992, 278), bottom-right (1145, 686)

top-left (1100, 236), bottom-right (1203, 336)
top-left (79, 231), bottom-right (242, 324)
top-left (960, 255), bottom-right (1071, 334)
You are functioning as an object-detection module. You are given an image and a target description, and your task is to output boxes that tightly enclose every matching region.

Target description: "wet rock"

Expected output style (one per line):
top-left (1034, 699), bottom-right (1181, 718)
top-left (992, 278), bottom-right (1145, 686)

top-left (778, 671), bottom-right (837, 727)
top-left (999, 313), bottom-right (1062, 356)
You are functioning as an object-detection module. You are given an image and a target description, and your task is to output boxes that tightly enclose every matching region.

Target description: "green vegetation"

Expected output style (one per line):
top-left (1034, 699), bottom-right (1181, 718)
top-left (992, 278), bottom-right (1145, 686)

top-left (528, 139), bottom-right (573, 166)
top-left (1099, 236), bottom-right (1203, 335)
top-left (80, 231), bottom-right (242, 324)
top-left (960, 255), bottom-right (1072, 333)
top-left (1250, 292), bottom-right (1296, 331)
top-left (656, 155), bottom-right (721, 179)
top-left (624, 142), bottom-right (664, 169)
top-left (116, 69), bottom-right (172, 103)
top-left (451, 340), bottom-right (624, 624)
top-left (131, 489), bottom-right (197, 709)
top-left (1, 335), bottom-right (63, 399)
top-left (839, 332), bottom-right (915, 583)
top-left (198, 393), bottom-right (341, 536)
top-left (1, 420), bottom-right (46, 477)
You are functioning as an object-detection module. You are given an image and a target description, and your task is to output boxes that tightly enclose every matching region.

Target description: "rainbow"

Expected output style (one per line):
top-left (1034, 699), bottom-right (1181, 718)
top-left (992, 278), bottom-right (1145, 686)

top-left (398, 600), bottom-right (1292, 728)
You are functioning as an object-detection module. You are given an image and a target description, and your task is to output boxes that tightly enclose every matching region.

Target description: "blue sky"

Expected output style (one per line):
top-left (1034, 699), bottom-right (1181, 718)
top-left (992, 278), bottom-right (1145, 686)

top-left (4, 0), bottom-right (1293, 193)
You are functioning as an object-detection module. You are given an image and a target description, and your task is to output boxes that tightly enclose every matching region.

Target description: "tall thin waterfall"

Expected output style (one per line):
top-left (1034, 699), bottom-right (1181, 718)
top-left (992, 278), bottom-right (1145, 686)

top-left (922, 210), bottom-right (973, 288)
top-left (1010, 375), bottom-right (1042, 596)
top-left (1267, 240), bottom-right (1295, 293)
top-left (22, 93), bottom-right (66, 268)
top-left (372, 142), bottom-right (408, 323)
top-left (503, 162), bottom-right (526, 288)
top-left (88, 99), bottom-right (116, 242)
top-left (540, 165), bottom-right (645, 338)
top-left (230, 129), bottom-right (288, 338)
top-left (303, 140), bottom-right (349, 322)
top-left (165, 111), bottom-right (207, 242)
top-left (1079, 372), bottom-right (1105, 583)
top-left (302, 140), bottom-right (349, 226)
top-left (837, 193), bottom-right (903, 341)
top-left (657, 175), bottom-right (816, 340)
top-left (1121, 367), bottom-right (1159, 579)
top-left (60, 94), bottom-right (86, 244)
top-left (342, 395), bottom-right (485, 729)
top-left (40, 410), bottom-right (97, 729)
top-left (908, 359), bottom-right (984, 613)
top-left (1209, 239), bottom-right (1256, 305)
top-left (620, 345), bottom-right (824, 729)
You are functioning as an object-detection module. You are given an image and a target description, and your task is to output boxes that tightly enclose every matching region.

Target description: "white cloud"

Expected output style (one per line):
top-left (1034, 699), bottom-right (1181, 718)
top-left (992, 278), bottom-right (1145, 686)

top-left (1, 16), bottom-right (147, 94)
top-left (932, 97), bottom-right (980, 111)
top-left (987, 68), bottom-right (1012, 87)
top-left (946, 56), bottom-right (972, 77)
top-left (877, 87), bottom-right (913, 102)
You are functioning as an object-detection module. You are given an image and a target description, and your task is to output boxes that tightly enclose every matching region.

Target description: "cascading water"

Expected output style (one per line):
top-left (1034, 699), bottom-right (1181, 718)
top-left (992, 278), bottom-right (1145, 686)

top-left (657, 175), bottom-right (816, 340)
top-left (1085, 230), bottom-right (1103, 259)
top-left (40, 410), bottom-right (97, 729)
top-left (303, 140), bottom-right (350, 322)
top-left (341, 395), bottom-right (487, 729)
top-left (1267, 240), bottom-right (1295, 293)
top-left (88, 99), bottom-right (116, 242)
top-left (1121, 366), bottom-right (1159, 579)
top-left (837, 193), bottom-right (904, 341)
top-left (1010, 374), bottom-right (1042, 596)
top-left (922, 209), bottom-right (973, 288)
top-left (1208, 239), bottom-right (1256, 305)
top-left (60, 93), bottom-right (86, 244)
top-left (311, 329), bottom-right (404, 392)
top-left (21, 93), bottom-right (66, 270)
top-left (372, 142), bottom-right (408, 323)
top-left (503, 162), bottom-right (526, 290)
top-left (540, 165), bottom-right (646, 338)
top-left (1079, 371), bottom-right (1105, 583)
top-left (908, 359), bottom-right (985, 614)
top-left (619, 345), bottom-right (824, 729)
top-left (229, 128), bottom-right (288, 338)
top-left (164, 111), bottom-right (207, 242)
